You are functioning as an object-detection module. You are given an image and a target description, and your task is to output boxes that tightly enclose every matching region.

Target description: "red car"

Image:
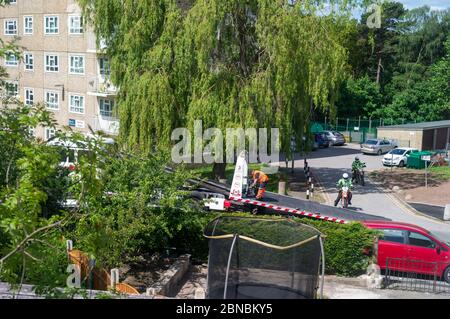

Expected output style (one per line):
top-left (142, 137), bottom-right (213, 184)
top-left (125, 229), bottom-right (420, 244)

top-left (363, 221), bottom-right (450, 283)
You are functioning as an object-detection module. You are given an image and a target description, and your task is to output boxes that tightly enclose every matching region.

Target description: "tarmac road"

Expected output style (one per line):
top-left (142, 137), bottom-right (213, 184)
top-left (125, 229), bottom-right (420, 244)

top-left (275, 144), bottom-right (450, 242)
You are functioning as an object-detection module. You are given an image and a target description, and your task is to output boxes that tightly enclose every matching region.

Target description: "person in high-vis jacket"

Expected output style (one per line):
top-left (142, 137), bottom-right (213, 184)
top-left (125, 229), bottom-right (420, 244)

top-left (250, 170), bottom-right (269, 200)
top-left (334, 173), bottom-right (353, 206)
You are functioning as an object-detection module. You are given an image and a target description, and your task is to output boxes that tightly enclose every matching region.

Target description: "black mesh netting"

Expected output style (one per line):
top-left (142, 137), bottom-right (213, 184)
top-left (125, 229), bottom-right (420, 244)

top-left (204, 216), bottom-right (323, 299)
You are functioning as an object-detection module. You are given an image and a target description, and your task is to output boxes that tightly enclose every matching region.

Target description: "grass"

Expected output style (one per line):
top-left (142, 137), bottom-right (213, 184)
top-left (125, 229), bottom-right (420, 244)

top-left (431, 166), bottom-right (450, 181)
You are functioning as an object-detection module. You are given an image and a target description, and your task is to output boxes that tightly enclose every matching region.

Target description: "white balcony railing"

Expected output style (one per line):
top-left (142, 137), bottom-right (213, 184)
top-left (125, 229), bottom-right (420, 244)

top-left (87, 77), bottom-right (117, 97)
top-left (92, 115), bottom-right (119, 136)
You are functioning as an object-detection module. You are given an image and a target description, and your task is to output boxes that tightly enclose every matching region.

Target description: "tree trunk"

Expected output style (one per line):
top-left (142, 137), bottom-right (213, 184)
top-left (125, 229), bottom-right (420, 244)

top-left (376, 55), bottom-right (382, 84)
top-left (212, 162), bottom-right (227, 180)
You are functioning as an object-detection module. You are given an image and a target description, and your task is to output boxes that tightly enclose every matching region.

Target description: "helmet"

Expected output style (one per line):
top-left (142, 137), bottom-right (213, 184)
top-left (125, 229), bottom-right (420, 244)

top-left (343, 173), bottom-right (349, 179)
top-left (355, 156), bottom-right (360, 161)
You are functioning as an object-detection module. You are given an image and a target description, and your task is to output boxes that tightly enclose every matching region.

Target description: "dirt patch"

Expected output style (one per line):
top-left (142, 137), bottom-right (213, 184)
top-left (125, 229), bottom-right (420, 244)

top-left (369, 168), bottom-right (450, 206)
top-left (119, 253), bottom-right (173, 293)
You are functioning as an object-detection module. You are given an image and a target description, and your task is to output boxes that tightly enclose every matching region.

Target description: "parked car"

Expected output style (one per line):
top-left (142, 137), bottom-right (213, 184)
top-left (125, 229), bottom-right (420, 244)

top-left (322, 131), bottom-right (346, 146)
top-left (361, 139), bottom-right (397, 155)
top-left (313, 132), bottom-right (331, 149)
top-left (382, 147), bottom-right (419, 167)
top-left (363, 221), bottom-right (450, 283)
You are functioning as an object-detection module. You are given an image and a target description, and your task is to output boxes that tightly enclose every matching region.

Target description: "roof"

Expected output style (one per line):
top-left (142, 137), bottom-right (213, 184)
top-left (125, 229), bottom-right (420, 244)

top-left (378, 120), bottom-right (450, 131)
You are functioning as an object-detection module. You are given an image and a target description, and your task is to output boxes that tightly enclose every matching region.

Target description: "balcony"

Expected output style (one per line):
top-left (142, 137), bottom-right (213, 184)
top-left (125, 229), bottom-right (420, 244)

top-left (87, 35), bottom-right (107, 53)
top-left (87, 77), bottom-right (117, 97)
top-left (92, 115), bottom-right (119, 136)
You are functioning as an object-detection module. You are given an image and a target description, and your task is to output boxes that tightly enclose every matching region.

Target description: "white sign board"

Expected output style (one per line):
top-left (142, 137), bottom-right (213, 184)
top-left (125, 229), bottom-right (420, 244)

top-left (229, 151), bottom-right (248, 199)
top-left (421, 155), bottom-right (431, 162)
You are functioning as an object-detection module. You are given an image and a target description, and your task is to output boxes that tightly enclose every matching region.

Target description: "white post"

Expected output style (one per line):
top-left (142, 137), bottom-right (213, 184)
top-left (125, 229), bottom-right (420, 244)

top-left (110, 268), bottom-right (119, 289)
top-left (444, 205), bottom-right (450, 221)
top-left (66, 240), bottom-right (73, 252)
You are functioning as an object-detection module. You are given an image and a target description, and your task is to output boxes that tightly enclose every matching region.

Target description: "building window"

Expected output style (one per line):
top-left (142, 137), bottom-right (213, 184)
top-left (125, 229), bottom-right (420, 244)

top-left (24, 53), bottom-right (33, 70)
top-left (45, 54), bottom-right (59, 72)
top-left (44, 16), bottom-right (59, 34)
top-left (70, 95), bottom-right (85, 114)
top-left (4, 19), bottom-right (17, 35)
top-left (99, 57), bottom-right (111, 76)
top-left (4, 51), bottom-right (18, 67)
top-left (24, 88), bottom-right (34, 105)
top-left (99, 99), bottom-right (114, 117)
top-left (28, 127), bottom-right (36, 138)
top-left (4, 81), bottom-right (18, 98)
top-left (69, 15), bottom-right (83, 34)
top-left (69, 55), bottom-right (85, 74)
top-left (45, 91), bottom-right (59, 110)
top-left (24, 16), bottom-right (33, 34)
top-left (45, 128), bottom-right (56, 140)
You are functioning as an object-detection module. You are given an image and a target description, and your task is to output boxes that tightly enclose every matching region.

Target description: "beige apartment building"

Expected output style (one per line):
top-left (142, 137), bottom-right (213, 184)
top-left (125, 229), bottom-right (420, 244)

top-left (0, 0), bottom-right (118, 140)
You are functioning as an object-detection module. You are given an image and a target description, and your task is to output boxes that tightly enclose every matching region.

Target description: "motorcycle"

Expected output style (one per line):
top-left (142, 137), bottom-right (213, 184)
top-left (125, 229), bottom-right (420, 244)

top-left (341, 186), bottom-right (350, 208)
top-left (353, 164), bottom-right (366, 186)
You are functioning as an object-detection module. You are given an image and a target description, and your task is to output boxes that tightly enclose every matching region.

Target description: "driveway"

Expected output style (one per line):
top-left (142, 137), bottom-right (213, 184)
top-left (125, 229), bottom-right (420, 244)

top-left (278, 144), bottom-right (450, 242)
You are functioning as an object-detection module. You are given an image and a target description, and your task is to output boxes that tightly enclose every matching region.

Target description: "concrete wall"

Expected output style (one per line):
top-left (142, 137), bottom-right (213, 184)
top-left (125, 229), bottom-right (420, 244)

top-left (377, 129), bottom-right (424, 150)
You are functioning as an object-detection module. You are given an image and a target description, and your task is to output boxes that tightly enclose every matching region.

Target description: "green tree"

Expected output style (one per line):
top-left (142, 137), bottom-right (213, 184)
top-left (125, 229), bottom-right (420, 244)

top-left (336, 75), bottom-right (382, 118)
top-left (78, 0), bottom-right (360, 177)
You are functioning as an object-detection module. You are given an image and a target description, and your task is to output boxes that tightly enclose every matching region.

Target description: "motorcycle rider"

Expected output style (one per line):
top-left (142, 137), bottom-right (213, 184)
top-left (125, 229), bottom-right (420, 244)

top-left (351, 156), bottom-right (366, 183)
top-left (334, 173), bottom-right (353, 207)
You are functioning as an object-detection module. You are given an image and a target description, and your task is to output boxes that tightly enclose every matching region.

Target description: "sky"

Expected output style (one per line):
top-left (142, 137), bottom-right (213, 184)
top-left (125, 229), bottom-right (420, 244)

top-left (352, 0), bottom-right (450, 20)
top-left (399, 0), bottom-right (450, 11)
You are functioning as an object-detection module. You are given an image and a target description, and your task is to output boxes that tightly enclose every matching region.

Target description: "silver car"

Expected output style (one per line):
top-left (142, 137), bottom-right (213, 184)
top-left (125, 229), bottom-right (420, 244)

top-left (322, 131), bottom-right (346, 146)
top-left (361, 139), bottom-right (397, 155)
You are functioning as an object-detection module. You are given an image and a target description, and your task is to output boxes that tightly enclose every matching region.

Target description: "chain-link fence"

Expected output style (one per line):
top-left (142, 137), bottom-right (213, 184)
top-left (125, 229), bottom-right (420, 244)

top-left (315, 117), bottom-right (420, 143)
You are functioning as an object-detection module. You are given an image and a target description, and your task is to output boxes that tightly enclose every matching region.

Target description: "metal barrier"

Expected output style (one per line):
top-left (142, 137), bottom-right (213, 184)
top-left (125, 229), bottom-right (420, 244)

top-left (384, 258), bottom-right (450, 294)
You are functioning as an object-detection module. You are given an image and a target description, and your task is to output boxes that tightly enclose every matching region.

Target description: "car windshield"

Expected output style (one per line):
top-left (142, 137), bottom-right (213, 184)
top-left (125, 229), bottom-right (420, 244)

top-left (333, 132), bottom-right (342, 136)
top-left (389, 149), bottom-right (406, 155)
top-left (365, 140), bottom-right (378, 145)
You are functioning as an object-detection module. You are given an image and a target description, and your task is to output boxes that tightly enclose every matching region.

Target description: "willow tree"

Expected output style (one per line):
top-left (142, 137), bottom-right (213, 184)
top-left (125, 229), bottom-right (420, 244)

top-left (79, 0), bottom-right (362, 178)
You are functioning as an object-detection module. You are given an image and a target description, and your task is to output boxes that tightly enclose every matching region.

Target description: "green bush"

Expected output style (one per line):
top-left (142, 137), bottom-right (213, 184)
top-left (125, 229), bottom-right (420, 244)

top-left (299, 219), bottom-right (379, 276)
